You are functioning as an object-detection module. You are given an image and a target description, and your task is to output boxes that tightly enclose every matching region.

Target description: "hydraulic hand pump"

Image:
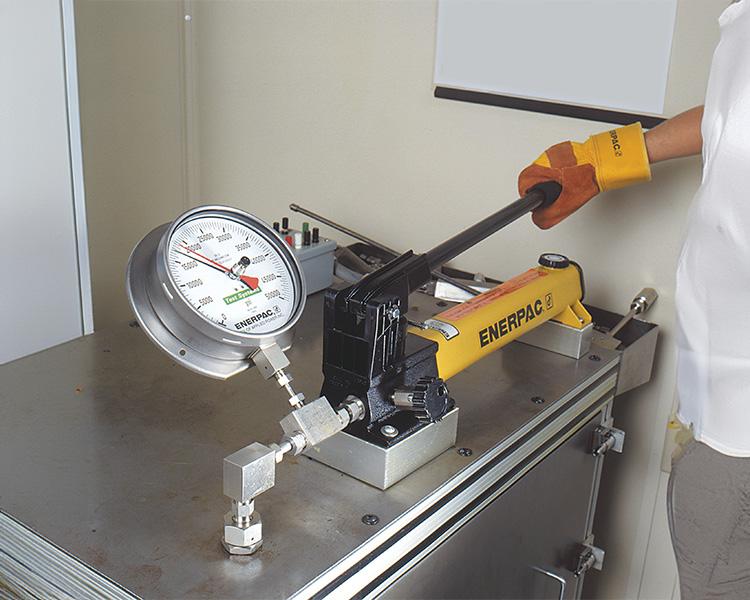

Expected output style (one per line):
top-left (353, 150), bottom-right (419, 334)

top-left (320, 182), bottom-right (591, 444)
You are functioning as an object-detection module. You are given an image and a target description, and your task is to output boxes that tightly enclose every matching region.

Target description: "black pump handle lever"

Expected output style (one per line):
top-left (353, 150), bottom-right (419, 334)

top-left (424, 181), bottom-right (562, 272)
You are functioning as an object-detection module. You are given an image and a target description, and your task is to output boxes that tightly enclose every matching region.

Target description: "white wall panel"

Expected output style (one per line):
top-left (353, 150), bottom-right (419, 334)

top-left (0, 0), bottom-right (91, 364)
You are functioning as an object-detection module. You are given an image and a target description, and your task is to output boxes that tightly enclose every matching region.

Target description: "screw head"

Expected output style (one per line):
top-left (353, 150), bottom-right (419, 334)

top-left (457, 447), bottom-right (473, 457)
top-left (589, 354), bottom-right (601, 362)
top-left (380, 424), bottom-right (398, 438)
top-left (362, 514), bottom-right (380, 526)
top-left (531, 396), bottom-right (545, 405)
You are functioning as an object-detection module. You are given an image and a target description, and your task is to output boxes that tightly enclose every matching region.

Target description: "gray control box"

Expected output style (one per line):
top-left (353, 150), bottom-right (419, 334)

top-left (289, 232), bottom-right (336, 295)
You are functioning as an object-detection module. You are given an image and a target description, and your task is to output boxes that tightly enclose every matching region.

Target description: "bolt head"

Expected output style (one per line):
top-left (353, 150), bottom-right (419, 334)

top-left (380, 424), bottom-right (399, 438)
top-left (457, 447), bottom-right (473, 457)
top-left (362, 514), bottom-right (380, 526)
top-left (223, 510), bottom-right (262, 551)
top-left (222, 537), bottom-right (262, 556)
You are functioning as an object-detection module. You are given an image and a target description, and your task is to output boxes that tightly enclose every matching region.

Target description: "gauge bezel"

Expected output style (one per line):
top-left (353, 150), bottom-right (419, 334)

top-left (126, 205), bottom-right (306, 379)
top-left (159, 206), bottom-right (306, 341)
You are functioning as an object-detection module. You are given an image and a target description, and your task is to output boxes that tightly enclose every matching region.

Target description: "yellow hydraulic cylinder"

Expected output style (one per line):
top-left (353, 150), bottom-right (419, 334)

top-left (410, 263), bottom-right (591, 380)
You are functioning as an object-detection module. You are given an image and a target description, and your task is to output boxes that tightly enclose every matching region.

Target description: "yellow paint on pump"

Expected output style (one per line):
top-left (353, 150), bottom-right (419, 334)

top-left (410, 264), bottom-right (591, 380)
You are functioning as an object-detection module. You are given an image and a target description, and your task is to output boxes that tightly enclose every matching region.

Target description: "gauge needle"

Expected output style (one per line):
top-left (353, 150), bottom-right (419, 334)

top-left (177, 245), bottom-right (259, 290)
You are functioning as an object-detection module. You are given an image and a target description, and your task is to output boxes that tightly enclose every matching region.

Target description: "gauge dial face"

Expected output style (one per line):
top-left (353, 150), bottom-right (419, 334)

top-left (166, 213), bottom-right (299, 335)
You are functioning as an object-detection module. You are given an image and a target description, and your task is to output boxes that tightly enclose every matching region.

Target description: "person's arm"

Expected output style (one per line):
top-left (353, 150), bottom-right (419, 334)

top-left (645, 106), bottom-right (704, 163)
top-left (518, 107), bottom-right (705, 229)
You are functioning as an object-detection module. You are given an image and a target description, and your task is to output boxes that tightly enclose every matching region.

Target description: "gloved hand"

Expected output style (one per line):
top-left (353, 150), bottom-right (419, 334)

top-left (518, 122), bottom-right (652, 229)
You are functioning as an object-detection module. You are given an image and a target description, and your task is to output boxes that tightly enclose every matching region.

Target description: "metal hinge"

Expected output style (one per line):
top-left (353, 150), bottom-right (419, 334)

top-left (592, 425), bottom-right (625, 457)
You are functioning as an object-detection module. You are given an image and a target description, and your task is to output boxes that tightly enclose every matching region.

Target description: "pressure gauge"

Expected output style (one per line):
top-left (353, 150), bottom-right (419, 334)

top-left (126, 206), bottom-right (306, 379)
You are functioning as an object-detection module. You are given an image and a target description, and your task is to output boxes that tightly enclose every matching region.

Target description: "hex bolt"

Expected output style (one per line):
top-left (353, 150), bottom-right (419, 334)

top-left (380, 424), bottom-right (398, 438)
top-left (362, 514), bottom-right (380, 526)
top-left (531, 396), bottom-right (545, 405)
top-left (589, 354), bottom-right (601, 362)
top-left (457, 447), bottom-right (473, 457)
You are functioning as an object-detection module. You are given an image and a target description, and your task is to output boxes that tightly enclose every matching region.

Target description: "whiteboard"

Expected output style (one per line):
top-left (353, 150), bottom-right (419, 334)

top-left (435, 0), bottom-right (678, 116)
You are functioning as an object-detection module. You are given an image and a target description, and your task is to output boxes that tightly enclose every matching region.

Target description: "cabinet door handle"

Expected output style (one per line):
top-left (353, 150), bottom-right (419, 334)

top-left (532, 565), bottom-right (567, 600)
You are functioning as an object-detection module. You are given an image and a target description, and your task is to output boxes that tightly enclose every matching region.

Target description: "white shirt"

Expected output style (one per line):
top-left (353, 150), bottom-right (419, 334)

top-left (676, 0), bottom-right (750, 456)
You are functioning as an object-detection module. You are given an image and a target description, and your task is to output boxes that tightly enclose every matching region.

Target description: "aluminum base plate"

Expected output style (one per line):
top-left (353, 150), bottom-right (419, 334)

top-left (306, 408), bottom-right (459, 489)
top-left (517, 320), bottom-right (593, 359)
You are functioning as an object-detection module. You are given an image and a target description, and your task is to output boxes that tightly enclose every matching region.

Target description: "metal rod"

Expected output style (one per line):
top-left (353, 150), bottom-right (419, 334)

top-left (289, 203), bottom-right (398, 255)
top-left (607, 308), bottom-right (637, 338)
top-left (607, 287), bottom-right (658, 338)
top-left (289, 203), bottom-right (481, 296)
top-left (424, 189), bottom-right (545, 271)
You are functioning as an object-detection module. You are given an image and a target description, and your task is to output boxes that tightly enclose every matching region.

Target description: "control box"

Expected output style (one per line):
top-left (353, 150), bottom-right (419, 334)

top-left (273, 217), bottom-right (336, 295)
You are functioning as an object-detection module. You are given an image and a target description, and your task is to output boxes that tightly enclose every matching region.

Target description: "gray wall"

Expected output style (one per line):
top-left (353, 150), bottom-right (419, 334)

top-left (76, 0), bottom-right (190, 328)
top-left (75, 1), bottom-right (726, 596)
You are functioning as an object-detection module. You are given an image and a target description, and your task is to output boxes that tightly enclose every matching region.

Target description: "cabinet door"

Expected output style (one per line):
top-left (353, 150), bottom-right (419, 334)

top-left (0, 0), bottom-right (92, 364)
top-left (381, 414), bottom-right (603, 599)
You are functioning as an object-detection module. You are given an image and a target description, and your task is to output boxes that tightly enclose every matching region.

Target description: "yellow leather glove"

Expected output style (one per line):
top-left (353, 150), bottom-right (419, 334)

top-left (518, 122), bottom-right (652, 229)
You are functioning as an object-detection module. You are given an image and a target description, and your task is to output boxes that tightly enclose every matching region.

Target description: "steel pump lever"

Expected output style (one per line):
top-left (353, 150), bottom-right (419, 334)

top-left (289, 204), bottom-right (482, 296)
top-left (290, 180), bottom-right (562, 297)
top-left (422, 182), bottom-right (561, 271)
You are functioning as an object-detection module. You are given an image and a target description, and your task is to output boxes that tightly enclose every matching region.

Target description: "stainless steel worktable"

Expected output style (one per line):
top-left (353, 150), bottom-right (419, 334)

top-left (0, 292), bottom-right (619, 599)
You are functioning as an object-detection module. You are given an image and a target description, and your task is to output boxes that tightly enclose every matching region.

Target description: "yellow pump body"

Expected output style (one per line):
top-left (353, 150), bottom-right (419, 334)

top-left (410, 263), bottom-right (591, 380)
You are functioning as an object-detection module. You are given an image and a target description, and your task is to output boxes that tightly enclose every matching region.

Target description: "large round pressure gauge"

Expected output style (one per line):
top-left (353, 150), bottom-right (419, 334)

top-left (126, 206), bottom-right (306, 379)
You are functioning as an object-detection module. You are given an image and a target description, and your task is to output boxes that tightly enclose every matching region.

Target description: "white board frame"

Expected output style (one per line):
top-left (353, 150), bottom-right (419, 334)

top-left (434, 0), bottom-right (678, 126)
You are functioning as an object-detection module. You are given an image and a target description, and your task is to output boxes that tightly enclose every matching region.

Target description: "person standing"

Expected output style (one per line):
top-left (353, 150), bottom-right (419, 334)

top-left (517, 2), bottom-right (750, 597)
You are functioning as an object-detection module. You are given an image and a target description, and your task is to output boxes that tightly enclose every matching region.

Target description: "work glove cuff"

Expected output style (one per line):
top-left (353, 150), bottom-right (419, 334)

top-left (584, 122), bottom-right (652, 191)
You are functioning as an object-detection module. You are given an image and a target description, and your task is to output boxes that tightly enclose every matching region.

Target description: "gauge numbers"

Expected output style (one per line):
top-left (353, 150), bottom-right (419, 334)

top-left (167, 215), bottom-right (297, 335)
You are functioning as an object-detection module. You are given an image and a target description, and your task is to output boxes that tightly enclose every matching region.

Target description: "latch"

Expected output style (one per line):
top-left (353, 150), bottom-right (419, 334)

top-left (592, 424), bottom-right (625, 457)
top-left (574, 539), bottom-right (605, 578)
